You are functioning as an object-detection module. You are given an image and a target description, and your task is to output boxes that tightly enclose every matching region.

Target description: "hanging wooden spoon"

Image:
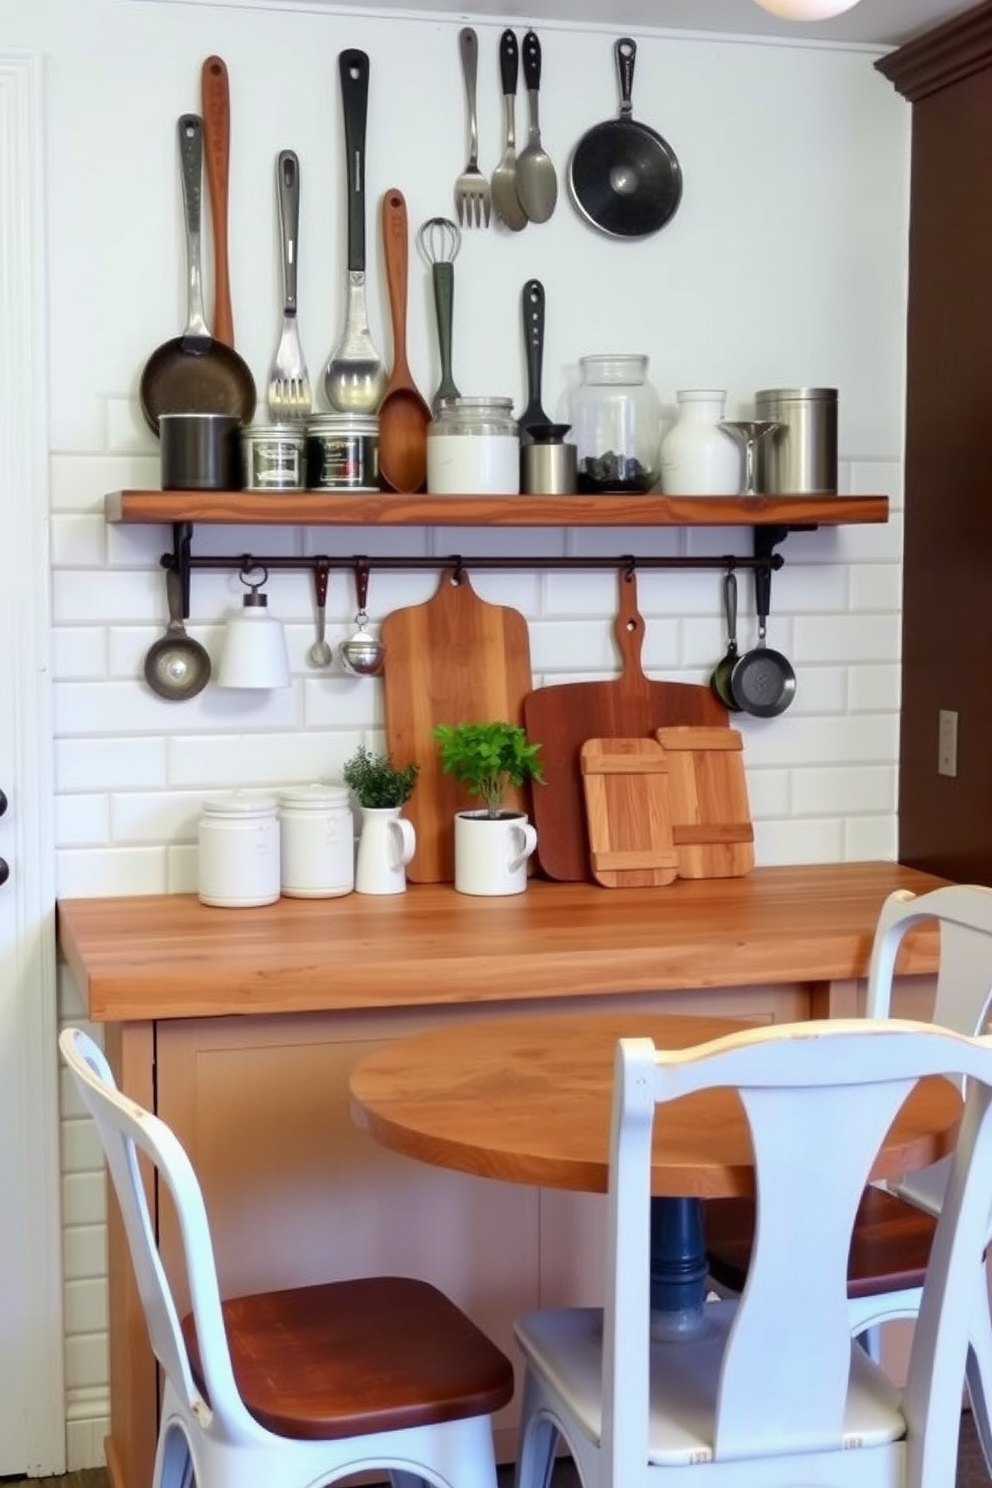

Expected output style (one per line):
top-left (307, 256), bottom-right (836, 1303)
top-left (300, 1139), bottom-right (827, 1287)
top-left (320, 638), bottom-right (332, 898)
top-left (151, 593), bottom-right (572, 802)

top-left (378, 188), bottom-right (431, 492)
top-left (201, 54), bottom-right (235, 346)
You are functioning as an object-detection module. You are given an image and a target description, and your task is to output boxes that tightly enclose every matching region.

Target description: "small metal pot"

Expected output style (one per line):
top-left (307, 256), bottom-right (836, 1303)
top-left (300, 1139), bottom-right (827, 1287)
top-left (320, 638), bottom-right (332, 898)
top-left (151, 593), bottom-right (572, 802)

top-left (160, 412), bottom-right (242, 491)
top-left (730, 565), bottom-right (796, 718)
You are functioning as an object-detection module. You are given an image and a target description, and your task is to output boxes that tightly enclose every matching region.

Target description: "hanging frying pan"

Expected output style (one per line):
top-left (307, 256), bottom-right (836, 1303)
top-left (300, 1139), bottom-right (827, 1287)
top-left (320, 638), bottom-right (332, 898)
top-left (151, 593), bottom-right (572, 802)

top-left (730, 563), bottom-right (796, 718)
top-left (139, 115), bottom-right (256, 434)
top-left (568, 38), bottom-right (682, 240)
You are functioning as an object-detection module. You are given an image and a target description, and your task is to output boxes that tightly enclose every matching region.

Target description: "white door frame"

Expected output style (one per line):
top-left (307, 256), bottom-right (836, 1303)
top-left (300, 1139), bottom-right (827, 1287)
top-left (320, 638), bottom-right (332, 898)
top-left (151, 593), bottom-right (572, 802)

top-left (0, 47), bottom-right (66, 1477)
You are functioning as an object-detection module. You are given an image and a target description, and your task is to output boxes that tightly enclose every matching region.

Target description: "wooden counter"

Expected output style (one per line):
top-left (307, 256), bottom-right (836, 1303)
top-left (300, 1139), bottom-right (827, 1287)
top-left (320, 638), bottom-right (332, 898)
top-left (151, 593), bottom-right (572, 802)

top-left (56, 861), bottom-right (947, 1488)
top-left (58, 861), bottom-right (945, 1023)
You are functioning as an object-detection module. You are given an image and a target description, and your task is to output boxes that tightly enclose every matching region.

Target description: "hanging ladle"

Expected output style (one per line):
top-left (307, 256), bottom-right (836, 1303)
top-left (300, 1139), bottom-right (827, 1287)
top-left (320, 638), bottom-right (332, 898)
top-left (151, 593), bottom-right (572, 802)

top-left (340, 562), bottom-right (385, 676)
top-left (308, 557), bottom-right (333, 668)
top-left (143, 565), bottom-right (212, 701)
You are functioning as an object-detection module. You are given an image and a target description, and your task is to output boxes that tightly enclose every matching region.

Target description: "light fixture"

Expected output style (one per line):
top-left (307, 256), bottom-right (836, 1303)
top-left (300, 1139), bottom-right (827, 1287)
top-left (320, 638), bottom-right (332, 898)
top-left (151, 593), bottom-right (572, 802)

top-left (752, 0), bottom-right (861, 18)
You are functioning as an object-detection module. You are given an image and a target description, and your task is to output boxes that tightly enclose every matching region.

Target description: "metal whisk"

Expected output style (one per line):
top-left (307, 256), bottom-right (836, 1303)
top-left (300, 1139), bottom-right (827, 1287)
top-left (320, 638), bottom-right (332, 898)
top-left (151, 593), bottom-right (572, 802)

top-left (417, 216), bottom-right (462, 414)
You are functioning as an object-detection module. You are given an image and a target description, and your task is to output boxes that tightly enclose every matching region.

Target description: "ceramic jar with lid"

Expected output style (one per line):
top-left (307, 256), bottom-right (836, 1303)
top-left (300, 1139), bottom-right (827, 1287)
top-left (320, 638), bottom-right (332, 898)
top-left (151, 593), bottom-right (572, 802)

top-left (568, 354), bottom-right (661, 493)
top-left (278, 784), bottom-right (354, 898)
top-left (426, 396), bottom-right (519, 494)
top-left (198, 792), bottom-right (280, 908)
top-left (659, 389), bottom-right (742, 496)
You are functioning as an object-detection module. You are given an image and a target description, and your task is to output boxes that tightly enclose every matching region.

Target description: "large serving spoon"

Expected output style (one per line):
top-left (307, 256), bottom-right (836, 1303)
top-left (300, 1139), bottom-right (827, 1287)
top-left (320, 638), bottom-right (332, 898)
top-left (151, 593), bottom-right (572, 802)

top-left (491, 30), bottom-right (527, 233)
top-left (324, 50), bottom-right (387, 414)
top-left (378, 189), bottom-right (431, 492)
top-left (143, 566), bottom-right (212, 701)
top-left (515, 30), bottom-right (558, 224)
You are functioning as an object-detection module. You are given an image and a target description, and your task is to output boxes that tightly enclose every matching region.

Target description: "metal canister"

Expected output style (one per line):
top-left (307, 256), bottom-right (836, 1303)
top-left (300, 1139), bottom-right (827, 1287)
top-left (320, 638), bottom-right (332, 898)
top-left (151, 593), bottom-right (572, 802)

top-left (306, 414), bottom-right (380, 491)
top-left (754, 387), bottom-right (838, 495)
top-left (240, 424), bottom-right (306, 491)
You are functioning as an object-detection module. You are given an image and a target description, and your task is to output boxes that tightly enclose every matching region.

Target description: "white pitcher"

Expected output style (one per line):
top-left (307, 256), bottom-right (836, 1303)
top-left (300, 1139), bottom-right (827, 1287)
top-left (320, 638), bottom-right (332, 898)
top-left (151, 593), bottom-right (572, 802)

top-left (355, 806), bottom-right (416, 895)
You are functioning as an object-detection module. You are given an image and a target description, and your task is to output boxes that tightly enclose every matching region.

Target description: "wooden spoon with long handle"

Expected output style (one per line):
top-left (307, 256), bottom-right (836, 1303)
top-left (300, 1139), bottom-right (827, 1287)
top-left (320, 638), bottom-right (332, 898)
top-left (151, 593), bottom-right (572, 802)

top-left (201, 54), bottom-right (235, 346)
top-left (378, 188), bottom-right (431, 492)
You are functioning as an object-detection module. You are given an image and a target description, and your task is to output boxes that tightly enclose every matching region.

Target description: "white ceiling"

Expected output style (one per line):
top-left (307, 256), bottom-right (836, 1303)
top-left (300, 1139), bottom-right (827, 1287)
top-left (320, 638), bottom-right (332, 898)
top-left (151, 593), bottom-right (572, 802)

top-left (333, 0), bottom-right (979, 49)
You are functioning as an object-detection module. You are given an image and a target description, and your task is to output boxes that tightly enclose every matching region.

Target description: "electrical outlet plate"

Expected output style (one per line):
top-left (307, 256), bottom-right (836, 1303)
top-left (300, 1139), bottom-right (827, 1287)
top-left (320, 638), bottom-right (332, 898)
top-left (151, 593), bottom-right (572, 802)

top-left (938, 709), bottom-right (958, 778)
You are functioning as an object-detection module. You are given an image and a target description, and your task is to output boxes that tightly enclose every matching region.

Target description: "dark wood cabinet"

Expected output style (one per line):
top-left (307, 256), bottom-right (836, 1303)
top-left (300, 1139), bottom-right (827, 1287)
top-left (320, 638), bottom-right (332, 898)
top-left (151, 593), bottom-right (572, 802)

top-left (879, 4), bottom-right (992, 882)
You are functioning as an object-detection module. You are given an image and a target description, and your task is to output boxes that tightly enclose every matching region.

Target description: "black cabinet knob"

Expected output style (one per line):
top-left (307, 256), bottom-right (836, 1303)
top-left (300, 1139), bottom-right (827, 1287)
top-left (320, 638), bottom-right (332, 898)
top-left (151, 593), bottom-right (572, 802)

top-left (0, 858), bottom-right (8, 887)
top-left (0, 789), bottom-right (7, 817)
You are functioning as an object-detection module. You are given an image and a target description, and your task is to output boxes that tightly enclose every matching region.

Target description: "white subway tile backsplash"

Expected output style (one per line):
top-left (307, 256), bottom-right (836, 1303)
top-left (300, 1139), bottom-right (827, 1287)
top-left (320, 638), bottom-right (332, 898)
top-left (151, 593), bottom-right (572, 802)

top-left (52, 627), bottom-right (109, 680)
top-left (850, 663), bottom-right (901, 714)
top-left (845, 814), bottom-right (899, 860)
top-left (110, 791), bottom-right (203, 845)
top-left (63, 1225), bottom-right (108, 1281)
top-left (55, 737), bottom-right (168, 792)
top-left (51, 514), bottom-right (107, 567)
top-left (60, 1116), bottom-right (104, 1174)
top-left (742, 714), bottom-right (899, 769)
top-left (63, 1333), bottom-right (109, 1394)
top-left (795, 612), bottom-right (901, 664)
top-left (50, 453), bottom-right (158, 512)
top-left (168, 730), bottom-right (357, 787)
top-left (55, 794), bottom-right (112, 848)
top-left (755, 817), bottom-right (845, 865)
top-left (65, 1278), bottom-right (109, 1336)
top-left (54, 568), bottom-right (161, 624)
top-left (792, 764), bottom-right (897, 816)
top-left (57, 846), bottom-right (169, 899)
top-left (62, 1172), bottom-right (107, 1228)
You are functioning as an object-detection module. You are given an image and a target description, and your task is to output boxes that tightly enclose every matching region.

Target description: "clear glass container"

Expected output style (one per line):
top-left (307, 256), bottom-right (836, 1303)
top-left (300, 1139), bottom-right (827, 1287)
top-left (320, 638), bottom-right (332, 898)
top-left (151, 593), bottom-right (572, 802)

top-left (427, 396), bottom-right (519, 495)
top-left (568, 354), bottom-right (661, 494)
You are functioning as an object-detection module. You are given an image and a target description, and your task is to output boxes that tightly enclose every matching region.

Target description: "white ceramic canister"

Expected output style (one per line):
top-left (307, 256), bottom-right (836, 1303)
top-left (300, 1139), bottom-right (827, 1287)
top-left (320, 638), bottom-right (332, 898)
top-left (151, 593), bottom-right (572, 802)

top-left (198, 792), bottom-right (280, 908)
top-left (427, 396), bottom-right (520, 495)
top-left (659, 389), bottom-right (743, 496)
top-left (278, 784), bottom-right (354, 898)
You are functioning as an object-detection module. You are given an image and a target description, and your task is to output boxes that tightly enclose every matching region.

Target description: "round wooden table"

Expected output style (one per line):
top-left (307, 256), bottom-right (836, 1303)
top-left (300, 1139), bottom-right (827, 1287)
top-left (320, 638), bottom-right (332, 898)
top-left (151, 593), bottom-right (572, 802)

top-left (350, 1010), bottom-right (961, 1329)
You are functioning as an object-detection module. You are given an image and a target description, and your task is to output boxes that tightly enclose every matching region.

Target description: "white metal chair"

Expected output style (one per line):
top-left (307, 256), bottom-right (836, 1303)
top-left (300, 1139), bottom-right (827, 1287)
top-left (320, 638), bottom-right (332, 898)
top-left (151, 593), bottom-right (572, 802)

top-left (513, 1018), bottom-right (992, 1488)
top-left (60, 1027), bottom-right (514, 1488)
top-left (704, 883), bottom-right (992, 1468)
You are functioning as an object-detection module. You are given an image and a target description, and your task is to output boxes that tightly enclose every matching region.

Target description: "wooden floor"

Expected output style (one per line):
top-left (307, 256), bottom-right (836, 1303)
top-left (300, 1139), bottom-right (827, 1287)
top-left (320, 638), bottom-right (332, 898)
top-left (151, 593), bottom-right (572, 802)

top-left (3, 1417), bottom-right (988, 1487)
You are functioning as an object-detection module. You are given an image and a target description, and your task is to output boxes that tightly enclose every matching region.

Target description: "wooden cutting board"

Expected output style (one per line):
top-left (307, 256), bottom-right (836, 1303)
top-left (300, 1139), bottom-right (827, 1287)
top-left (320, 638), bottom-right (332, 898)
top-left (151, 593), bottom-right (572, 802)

top-left (581, 738), bottom-right (679, 888)
top-left (380, 570), bottom-right (532, 883)
top-left (523, 569), bottom-right (730, 882)
top-left (656, 725), bottom-right (754, 879)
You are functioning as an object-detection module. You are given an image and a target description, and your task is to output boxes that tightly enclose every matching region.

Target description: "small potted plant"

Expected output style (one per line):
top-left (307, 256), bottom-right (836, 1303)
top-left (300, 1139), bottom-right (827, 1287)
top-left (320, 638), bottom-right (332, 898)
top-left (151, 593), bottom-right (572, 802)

top-left (434, 721), bottom-right (543, 896)
top-left (342, 746), bottom-right (419, 895)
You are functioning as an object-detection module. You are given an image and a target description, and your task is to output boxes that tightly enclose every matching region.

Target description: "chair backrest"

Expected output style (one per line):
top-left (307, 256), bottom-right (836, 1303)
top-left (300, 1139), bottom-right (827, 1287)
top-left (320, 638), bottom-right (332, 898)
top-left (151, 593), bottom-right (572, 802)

top-left (59, 1028), bottom-right (263, 1443)
top-left (866, 884), bottom-right (992, 1032)
top-left (604, 1019), bottom-right (992, 1482)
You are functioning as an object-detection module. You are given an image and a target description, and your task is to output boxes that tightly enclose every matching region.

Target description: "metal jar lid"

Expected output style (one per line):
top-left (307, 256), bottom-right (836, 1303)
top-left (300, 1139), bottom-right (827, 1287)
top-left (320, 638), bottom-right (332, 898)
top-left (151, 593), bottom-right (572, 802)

top-left (306, 414), bottom-right (379, 435)
top-left (755, 387), bottom-right (837, 403)
top-left (241, 423), bottom-right (306, 441)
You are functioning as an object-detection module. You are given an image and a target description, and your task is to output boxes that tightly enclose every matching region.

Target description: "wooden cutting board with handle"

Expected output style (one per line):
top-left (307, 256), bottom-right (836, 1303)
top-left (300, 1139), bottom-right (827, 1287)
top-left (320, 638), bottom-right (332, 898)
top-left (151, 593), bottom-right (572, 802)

top-left (656, 725), bottom-right (754, 878)
top-left (381, 569), bottom-right (532, 882)
top-left (523, 569), bottom-right (730, 881)
top-left (581, 738), bottom-right (679, 888)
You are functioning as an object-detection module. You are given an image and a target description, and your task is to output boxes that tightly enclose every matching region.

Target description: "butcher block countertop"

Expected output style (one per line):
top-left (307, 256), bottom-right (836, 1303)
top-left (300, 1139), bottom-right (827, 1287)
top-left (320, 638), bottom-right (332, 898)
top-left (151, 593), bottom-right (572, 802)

top-left (57, 861), bottom-right (947, 1023)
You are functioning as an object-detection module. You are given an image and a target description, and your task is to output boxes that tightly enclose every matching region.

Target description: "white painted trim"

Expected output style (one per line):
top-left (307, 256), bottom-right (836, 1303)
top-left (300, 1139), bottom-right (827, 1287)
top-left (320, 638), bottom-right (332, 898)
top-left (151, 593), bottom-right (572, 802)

top-left (0, 48), bottom-right (65, 1477)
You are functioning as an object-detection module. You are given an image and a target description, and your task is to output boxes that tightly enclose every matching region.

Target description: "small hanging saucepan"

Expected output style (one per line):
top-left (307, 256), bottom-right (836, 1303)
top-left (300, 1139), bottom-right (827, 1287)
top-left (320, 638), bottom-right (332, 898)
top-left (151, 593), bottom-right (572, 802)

top-left (568, 37), bottom-right (682, 240)
top-left (730, 563), bottom-right (796, 718)
top-left (710, 568), bottom-right (742, 713)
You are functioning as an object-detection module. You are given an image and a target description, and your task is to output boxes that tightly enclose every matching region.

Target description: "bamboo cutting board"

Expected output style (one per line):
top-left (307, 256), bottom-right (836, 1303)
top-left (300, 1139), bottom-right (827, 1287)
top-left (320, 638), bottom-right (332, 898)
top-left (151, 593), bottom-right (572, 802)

top-left (656, 725), bottom-right (754, 879)
top-left (581, 738), bottom-right (679, 888)
top-left (380, 570), bottom-right (532, 883)
top-left (523, 570), bottom-right (730, 882)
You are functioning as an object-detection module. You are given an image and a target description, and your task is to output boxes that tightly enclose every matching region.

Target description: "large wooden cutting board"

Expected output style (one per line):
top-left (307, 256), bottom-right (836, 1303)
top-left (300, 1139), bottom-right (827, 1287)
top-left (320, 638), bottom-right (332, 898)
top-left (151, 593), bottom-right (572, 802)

top-left (581, 738), bottom-right (679, 888)
top-left (523, 569), bottom-right (729, 882)
top-left (656, 725), bottom-right (755, 879)
top-left (381, 570), bottom-right (532, 882)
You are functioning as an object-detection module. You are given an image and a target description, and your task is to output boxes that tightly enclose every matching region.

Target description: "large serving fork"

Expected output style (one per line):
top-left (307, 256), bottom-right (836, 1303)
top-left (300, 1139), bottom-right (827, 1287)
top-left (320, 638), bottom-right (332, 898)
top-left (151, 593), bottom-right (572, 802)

top-left (267, 149), bottom-right (312, 420)
top-left (454, 28), bottom-right (491, 228)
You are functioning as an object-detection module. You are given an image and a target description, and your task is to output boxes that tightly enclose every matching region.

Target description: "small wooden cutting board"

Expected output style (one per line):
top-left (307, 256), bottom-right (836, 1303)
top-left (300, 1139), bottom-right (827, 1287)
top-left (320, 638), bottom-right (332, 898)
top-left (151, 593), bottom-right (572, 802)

top-left (581, 738), bottom-right (679, 888)
top-left (655, 725), bottom-right (754, 879)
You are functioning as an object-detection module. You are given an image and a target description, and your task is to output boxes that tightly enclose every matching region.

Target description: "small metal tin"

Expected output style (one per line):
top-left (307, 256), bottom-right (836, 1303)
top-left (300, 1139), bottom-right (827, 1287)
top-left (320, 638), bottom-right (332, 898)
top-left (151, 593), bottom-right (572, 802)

top-left (754, 388), bottom-right (838, 495)
top-left (306, 414), bottom-right (380, 491)
top-left (240, 423), bottom-right (306, 492)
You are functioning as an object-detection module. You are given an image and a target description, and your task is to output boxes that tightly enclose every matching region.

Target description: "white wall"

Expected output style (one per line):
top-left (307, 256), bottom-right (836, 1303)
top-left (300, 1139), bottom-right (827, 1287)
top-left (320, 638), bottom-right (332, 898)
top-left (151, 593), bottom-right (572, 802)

top-left (7, 0), bottom-right (910, 1463)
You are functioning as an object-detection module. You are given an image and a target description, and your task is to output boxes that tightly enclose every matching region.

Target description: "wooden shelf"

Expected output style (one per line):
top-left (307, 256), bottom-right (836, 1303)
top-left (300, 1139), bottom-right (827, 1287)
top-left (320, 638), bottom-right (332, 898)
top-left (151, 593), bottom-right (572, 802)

top-left (105, 490), bottom-right (889, 528)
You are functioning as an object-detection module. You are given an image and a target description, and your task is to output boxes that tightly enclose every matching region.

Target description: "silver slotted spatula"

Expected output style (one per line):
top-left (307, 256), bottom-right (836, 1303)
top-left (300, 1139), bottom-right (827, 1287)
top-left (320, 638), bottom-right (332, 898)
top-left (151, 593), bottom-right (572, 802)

top-left (267, 149), bottom-right (312, 421)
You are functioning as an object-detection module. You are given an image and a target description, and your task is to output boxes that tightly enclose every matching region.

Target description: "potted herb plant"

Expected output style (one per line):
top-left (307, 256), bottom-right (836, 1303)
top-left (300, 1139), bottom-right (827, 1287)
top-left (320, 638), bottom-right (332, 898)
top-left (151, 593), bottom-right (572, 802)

top-left (342, 746), bottom-right (419, 896)
top-left (433, 720), bottom-right (543, 896)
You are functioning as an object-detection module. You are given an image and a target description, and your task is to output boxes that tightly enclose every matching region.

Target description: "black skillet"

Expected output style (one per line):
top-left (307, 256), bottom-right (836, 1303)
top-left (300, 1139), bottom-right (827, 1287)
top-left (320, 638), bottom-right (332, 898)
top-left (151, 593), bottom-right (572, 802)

top-left (730, 564), bottom-right (796, 718)
top-left (568, 38), bottom-right (683, 240)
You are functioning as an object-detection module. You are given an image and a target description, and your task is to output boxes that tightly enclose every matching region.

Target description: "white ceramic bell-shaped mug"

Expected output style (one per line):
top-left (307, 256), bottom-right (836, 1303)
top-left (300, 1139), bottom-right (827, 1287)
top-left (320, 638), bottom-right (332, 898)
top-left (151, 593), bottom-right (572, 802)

top-left (454, 811), bottom-right (538, 896)
top-left (355, 806), bottom-right (416, 895)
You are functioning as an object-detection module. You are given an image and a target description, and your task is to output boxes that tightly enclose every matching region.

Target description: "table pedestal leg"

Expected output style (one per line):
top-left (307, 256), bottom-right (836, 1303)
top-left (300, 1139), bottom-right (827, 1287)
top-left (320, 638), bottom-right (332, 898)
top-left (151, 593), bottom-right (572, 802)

top-left (649, 1196), bottom-right (709, 1339)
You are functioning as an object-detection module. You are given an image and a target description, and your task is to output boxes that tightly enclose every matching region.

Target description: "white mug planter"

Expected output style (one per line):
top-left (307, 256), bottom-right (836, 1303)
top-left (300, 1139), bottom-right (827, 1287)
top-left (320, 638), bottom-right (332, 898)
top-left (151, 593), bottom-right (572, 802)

top-left (355, 806), bottom-right (416, 895)
top-left (454, 810), bottom-right (538, 897)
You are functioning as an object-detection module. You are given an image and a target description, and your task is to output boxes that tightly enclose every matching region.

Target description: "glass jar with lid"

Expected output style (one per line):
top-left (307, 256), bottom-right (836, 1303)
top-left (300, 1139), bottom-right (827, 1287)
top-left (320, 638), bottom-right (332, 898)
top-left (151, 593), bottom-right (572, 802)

top-left (426, 396), bottom-right (519, 495)
top-left (568, 354), bottom-right (661, 493)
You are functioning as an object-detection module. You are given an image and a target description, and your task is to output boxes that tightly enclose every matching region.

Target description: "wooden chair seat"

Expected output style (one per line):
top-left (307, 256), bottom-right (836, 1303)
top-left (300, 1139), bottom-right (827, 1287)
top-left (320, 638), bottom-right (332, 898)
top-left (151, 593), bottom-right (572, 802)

top-left (182, 1275), bottom-right (514, 1440)
top-left (704, 1185), bottom-right (935, 1301)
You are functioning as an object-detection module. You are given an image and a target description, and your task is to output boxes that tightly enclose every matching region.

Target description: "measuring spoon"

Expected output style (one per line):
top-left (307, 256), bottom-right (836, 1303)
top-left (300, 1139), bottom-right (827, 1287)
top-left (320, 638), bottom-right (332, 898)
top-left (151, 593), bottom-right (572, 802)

top-left (308, 558), bottom-right (333, 668)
